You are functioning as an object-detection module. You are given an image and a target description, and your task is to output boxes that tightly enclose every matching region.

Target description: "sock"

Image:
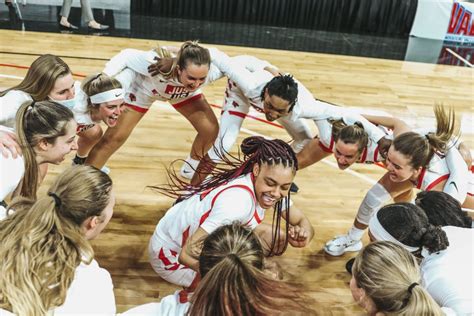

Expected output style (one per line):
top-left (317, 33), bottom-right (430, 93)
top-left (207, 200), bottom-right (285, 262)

top-left (348, 226), bottom-right (364, 241)
top-left (183, 156), bottom-right (200, 170)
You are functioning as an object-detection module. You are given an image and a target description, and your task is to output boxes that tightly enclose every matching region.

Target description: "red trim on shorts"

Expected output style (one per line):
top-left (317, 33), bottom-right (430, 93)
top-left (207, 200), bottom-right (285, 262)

top-left (318, 136), bottom-right (334, 153)
top-left (425, 174), bottom-right (450, 192)
top-left (171, 94), bottom-right (203, 109)
top-left (416, 168), bottom-right (427, 189)
top-left (126, 103), bottom-right (148, 113)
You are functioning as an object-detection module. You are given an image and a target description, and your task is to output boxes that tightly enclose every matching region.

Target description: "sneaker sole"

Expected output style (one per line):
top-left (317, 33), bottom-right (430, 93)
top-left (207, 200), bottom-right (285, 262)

top-left (324, 242), bottom-right (363, 256)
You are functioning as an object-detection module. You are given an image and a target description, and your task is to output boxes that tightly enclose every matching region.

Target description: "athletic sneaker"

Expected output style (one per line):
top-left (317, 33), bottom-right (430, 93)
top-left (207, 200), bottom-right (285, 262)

top-left (324, 234), bottom-right (363, 256)
top-left (180, 163), bottom-right (195, 179)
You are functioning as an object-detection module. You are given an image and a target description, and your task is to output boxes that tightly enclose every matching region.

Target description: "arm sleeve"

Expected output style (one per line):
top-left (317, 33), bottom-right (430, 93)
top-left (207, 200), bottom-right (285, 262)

top-left (207, 48), bottom-right (263, 94)
top-left (200, 188), bottom-right (255, 234)
top-left (208, 111), bottom-right (246, 162)
top-left (114, 68), bottom-right (137, 92)
top-left (230, 55), bottom-right (273, 72)
top-left (442, 146), bottom-right (469, 203)
top-left (103, 49), bottom-right (157, 77)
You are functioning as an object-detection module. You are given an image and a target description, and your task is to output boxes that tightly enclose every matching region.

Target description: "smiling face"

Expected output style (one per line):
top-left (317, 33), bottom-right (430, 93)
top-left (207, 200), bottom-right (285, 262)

top-left (36, 119), bottom-right (78, 164)
top-left (333, 140), bottom-right (361, 170)
top-left (252, 163), bottom-right (295, 209)
top-left (92, 99), bottom-right (125, 127)
top-left (48, 73), bottom-right (75, 100)
top-left (177, 63), bottom-right (209, 91)
top-left (262, 89), bottom-right (291, 122)
top-left (385, 145), bottom-right (421, 183)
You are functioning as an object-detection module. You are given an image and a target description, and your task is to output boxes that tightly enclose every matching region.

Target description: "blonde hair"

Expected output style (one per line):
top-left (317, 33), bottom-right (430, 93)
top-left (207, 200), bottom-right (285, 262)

top-left (0, 54), bottom-right (71, 100)
top-left (152, 40), bottom-right (211, 79)
top-left (393, 104), bottom-right (459, 169)
top-left (353, 241), bottom-right (444, 316)
top-left (81, 73), bottom-right (122, 112)
top-left (15, 100), bottom-right (74, 199)
top-left (188, 223), bottom-right (316, 316)
top-left (0, 165), bottom-right (112, 315)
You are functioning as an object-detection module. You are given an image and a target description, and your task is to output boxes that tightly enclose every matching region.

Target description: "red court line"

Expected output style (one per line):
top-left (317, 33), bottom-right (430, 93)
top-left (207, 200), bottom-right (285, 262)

top-left (0, 63), bottom-right (86, 78)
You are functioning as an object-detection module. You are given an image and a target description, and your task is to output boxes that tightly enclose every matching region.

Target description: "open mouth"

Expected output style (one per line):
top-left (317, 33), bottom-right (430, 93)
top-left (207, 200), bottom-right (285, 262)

top-left (107, 115), bottom-right (118, 126)
top-left (261, 193), bottom-right (276, 207)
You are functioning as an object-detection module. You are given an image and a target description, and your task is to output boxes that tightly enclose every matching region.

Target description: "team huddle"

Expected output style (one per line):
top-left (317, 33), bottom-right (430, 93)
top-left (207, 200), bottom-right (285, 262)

top-left (0, 41), bottom-right (472, 315)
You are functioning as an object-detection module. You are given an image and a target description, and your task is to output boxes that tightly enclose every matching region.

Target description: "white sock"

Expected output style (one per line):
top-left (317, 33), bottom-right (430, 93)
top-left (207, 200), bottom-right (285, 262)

top-left (348, 226), bottom-right (364, 241)
top-left (184, 156), bottom-right (200, 170)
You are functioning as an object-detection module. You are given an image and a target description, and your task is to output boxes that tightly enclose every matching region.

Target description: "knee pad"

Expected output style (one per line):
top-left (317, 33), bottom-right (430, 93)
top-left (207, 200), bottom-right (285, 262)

top-left (356, 183), bottom-right (391, 225)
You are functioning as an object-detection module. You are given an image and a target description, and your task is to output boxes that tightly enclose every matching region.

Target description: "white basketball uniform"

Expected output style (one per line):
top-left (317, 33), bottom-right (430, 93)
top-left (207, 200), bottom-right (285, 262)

top-left (103, 48), bottom-right (240, 113)
top-left (149, 173), bottom-right (265, 288)
top-left (208, 55), bottom-right (387, 160)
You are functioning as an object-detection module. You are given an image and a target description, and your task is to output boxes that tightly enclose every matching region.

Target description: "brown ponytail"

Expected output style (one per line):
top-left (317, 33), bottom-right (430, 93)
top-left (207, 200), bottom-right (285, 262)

top-left (15, 100), bottom-right (74, 199)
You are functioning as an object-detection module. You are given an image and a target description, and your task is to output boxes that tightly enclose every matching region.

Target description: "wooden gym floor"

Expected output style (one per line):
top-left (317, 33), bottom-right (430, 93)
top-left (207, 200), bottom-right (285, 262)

top-left (0, 30), bottom-right (472, 314)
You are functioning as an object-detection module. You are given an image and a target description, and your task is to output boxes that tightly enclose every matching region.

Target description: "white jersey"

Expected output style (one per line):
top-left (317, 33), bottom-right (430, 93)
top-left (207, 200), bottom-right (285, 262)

top-left (0, 83), bottom-right (95, 130)
top-left (152, 173), bottom-right (264, 252)
top-left (0, 259), bottom-right (115, 315)
top-left (149, 173), bottom-right (266, 287)
top-left (211, 56), bottom-right (387, 144)
top-left (103, 48), bottom-right (235, 111)
top-left (315, 118), bottom-right (390, 164)
top-left (421, 226), bottom-right (473, 315)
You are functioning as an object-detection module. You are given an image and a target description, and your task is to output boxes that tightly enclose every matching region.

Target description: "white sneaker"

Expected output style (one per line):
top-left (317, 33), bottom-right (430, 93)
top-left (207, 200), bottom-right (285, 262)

top-left (324, 234), bottom-right (363, 256)
top-left (180, 163), bottom-right (195, 179)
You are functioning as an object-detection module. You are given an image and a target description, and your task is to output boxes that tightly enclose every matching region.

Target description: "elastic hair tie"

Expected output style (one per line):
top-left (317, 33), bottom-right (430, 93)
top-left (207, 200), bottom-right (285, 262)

top-left (408, 282), bottom-right (418, 294)
top-left (48, 192), bottom-right (62, 208)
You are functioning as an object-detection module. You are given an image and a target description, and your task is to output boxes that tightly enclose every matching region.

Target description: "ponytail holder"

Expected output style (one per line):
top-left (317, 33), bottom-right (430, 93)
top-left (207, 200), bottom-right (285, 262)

top-left (48, 192), bottom-right (62, 208)
top-left (408, 282), bottom-right (418, 293)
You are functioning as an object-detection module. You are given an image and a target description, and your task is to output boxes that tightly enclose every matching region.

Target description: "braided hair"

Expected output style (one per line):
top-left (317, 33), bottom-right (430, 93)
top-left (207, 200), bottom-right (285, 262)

top-left (260, 75), bottom-right (298, 113)
top-left (152, 136), bottom-right (298, 255)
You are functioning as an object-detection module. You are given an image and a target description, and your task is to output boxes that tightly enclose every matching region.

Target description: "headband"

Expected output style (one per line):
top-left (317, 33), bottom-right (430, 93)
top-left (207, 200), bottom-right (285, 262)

top-left (368, 210), bottom-right (419, 252)
top-left (89, 88), bottom-right (124, 104)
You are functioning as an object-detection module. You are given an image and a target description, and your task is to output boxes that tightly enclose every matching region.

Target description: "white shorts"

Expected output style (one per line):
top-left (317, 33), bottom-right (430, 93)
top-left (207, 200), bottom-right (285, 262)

top-left (148, 238), bottom-right (196, 288)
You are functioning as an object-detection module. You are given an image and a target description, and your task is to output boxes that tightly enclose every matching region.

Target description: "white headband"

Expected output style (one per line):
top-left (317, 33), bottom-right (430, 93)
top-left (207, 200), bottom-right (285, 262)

top-left (368, 210), bottom-right (420, 252)
top-left (89, 89), bottom-right (124, 104)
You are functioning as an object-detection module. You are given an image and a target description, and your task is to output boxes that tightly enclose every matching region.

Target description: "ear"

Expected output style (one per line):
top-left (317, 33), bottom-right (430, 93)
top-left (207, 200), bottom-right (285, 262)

top-left (412, 166), bottom-right (423, 178)
top-left (82, 216), bottom-right (98, 232)
top-left (37, 138), bottom-right (50, 151)
top-left (252, 163), bottom-right (260, 178)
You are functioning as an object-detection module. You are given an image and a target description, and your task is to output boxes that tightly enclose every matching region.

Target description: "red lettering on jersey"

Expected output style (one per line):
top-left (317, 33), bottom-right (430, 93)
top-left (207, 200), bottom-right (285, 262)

top-left (232, 101), bottom-right (239, 108)
top-left (457, 11), bottom-right (471, 35)
top-left (165, 85), bottom-right (187, 95)
top-left (129, 93), bottom-right (136, 102)
top-left (151, 89), bottom-right (158, 95)
top-left (448, 3), bottom-right (462, 33)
